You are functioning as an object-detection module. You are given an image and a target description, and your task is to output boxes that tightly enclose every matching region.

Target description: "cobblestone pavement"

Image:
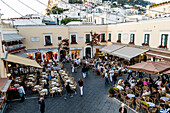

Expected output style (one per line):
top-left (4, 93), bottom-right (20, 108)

top-left (6, 62), bottom-right (136, 113)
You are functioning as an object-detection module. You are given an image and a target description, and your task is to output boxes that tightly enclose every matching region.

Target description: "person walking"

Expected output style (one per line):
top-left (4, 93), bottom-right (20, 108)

top-left (39, 98), bottom-right (45, 113)
top-left (18, 85), bottom-right (25, 102)
top-left (119, 103), bottom-right (127, 113)
top-left (74, 62), bottom-right (77, 73)
top-left (64, 83), bottom-right (73, 100)
top-left (78, 78), bottom-right (84, 96)
top-left (71, 63), bottom-right (74, 73)
top-left (82, 65), bottom-right (87, 78)
top-left (104, 70), bottom-right (109, 85)
top-left (109, 69), bottom-right (114, 83)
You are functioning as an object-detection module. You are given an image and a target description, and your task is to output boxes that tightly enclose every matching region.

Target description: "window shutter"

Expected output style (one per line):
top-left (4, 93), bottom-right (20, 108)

top-left (147, 34), bottom-right (150, 44)
top-left (144, 34), bottom-right (146, 43)
top-left (161, 34), bottom-right (163, 45)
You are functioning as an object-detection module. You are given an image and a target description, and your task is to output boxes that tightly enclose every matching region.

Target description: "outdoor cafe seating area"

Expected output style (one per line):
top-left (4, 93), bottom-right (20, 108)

top-left (7, 61), bottom-right (78, 99)
top-left (83, 57), bottom-right (170, 113)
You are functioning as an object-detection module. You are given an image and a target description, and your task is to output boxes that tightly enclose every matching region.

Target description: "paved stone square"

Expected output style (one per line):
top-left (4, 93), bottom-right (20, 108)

top-left (6, 63), bottom-right (136, 113)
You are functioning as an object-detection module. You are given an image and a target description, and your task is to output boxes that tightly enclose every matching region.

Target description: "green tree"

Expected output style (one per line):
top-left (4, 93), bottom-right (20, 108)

top-left (61, 18), bottom-right (82, 25)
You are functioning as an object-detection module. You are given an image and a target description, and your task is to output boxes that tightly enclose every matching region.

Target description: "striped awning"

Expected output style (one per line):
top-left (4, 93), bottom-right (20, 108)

top-left (146, 50), bottom-right (170, 61)
top-left (3, 34), bottom-right (25, 42)
top-left (110, 47), bottom-right (148, 60)
top-left (100, 44), bottom-right (125, 53)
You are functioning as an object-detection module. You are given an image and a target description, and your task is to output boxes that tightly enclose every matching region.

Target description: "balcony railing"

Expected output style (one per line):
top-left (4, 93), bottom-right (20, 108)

top-left (7, 44), bottom-right (26, 53)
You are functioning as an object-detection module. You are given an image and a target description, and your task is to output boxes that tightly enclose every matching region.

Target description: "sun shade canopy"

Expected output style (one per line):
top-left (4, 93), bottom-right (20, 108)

top-left (4, 54), bottom-right (42, 68)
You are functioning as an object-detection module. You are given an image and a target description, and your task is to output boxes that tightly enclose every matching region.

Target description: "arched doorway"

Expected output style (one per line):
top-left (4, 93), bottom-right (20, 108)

top-left (85, 47), bottom-right (91, 58)
top-left (46, 51), bottom-right (53, 61)
top-left (35, 52), bottom-right (41, 62)
top-left (60, 50), bottom-right (66, 61)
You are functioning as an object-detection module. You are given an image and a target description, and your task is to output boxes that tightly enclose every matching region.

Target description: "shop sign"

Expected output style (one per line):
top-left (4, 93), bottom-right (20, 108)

top-left (78, 37), bottom-right (84, 41)
top-left (31, 37), bottom-right (40, 42)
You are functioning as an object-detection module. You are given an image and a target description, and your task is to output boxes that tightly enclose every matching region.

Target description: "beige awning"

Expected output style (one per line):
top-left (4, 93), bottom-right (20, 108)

top-left (4, 54), bottom-right (42, 68)
top-left (3, 34), bottom-right (25, 42)
top-left (1, 79), bottom-right (12, 92)
top-left (100, 44), bottom-right (125, 53)
top-left (110, 47), bottom-right (148, 60)
top-left (146, 50), bottom-right (170, 61)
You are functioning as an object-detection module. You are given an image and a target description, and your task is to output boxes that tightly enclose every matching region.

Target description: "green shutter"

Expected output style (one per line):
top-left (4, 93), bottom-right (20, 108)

top-left (164, 34), bottom-right (168, 45)
top-left (144, 34), bottom-right (146, 43)
top-left (161, 34), bottom-right (163, 45)
top-left (147, 34), bottom-right (150, 44)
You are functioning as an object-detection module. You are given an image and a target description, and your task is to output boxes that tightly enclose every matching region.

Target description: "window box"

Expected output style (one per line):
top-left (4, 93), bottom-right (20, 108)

top-left (129, 42), bottom-right (134, 44)
top-left (108, 39), bottom-right (111, 41)
top-left (142, 43), bottom-right (149, 46)
top-left (158, 45), bottom-right (167, 48)
top-left (117, 40), bottom-right (121, 43)
top-left (44, 43), bottom-right (53, 46)
top-left (101, 40), bottom-right (106, 42)
top-left (71, 42), bottom-right (78, 44)
top-left (85, 41), bottom-right (91, 43)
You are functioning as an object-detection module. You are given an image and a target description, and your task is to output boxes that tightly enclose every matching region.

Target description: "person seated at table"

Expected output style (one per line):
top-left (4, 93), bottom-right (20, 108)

top-left (130, 80), bottom-right (136, 89)
top-left (142, 89), bottom-right (151, 96)
top-left (136, 78), bottom-right (143, 87)
top-left (51, 69), bottom-right (55, 78)
top-left (118, 79), bottom-right (125, 87)
top-left (165, 80), bottom-right (169, 89)
top-left (159, 104), bottom-right (167, 113)
top-left (124, 80), bottom-right (130, 87)
top-left (143, 79), bottom-right (150, 86)
top-left (159, 84), bottom-right (166, 94)
top-left (155, 78), bottom-right (162, 88)
top-left (125, 85), bottom-right (130, 90)
top-left (116, 84), bottom-right (124, 91)
top-left (129, 77), bottom-right (135, 85)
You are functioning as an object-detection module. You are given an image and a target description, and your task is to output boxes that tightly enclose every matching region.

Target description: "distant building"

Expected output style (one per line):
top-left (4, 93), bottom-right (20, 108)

top-left (146, 1), bottom-right (170, 18)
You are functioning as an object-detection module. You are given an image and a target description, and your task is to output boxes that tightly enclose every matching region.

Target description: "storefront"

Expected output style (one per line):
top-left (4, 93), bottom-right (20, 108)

top-left (70, 48), bottom-right (83, 59)
top-left (25, 48), bottom-right (59, 62)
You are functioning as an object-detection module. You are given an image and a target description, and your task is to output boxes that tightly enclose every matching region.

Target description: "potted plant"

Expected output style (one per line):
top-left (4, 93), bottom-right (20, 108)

top-left (117, 40), bottom-right (121, 43)
top-left (108, 39), bottom-right (111, 41)
top-left (108, 87), bottom-right (114, 97)
top-left (113, 87), bottom-right (119, 93)
top-left (141, 101), bottom-right (150, 110)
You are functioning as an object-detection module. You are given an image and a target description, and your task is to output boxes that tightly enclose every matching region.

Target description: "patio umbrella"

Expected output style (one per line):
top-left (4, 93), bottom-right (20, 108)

top-left (163, 70), bottom-right (170, 74)
top-left (127, 61), bottom-right (170, 74)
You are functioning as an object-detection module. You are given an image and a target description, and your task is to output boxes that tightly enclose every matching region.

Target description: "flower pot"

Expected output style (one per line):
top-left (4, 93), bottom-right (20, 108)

top-left (109, 93), bottom-right (114, 97)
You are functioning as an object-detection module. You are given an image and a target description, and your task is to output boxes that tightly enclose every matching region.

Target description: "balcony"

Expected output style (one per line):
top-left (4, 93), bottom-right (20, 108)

top-left (7, 44), bottom-right (26, 53)
top-left (44, 43), bottom-right (53, 46)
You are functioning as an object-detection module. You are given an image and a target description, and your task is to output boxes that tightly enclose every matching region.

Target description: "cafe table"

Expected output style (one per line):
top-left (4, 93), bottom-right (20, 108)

top-left (160, 97), bottom-right (170, 102)
top-left (146, 102), bottom-right (155, 107)
top-left (127, 94), bottom-right (135, 98)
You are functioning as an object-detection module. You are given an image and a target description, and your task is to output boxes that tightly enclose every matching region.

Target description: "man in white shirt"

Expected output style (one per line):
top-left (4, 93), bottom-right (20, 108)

top-left (116, 85), bottom-right (124, 91)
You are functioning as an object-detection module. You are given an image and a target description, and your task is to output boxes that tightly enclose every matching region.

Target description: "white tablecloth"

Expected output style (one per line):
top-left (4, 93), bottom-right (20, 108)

top-left (34, 85), bottom-right (40, 88)
top-left (40, 89), bottom-right (48, 95)
top-left (127, 94), bottom-right (135, 98)
top-left (160, 97), bottom-right (170, 102)
top-left (147, 102), bottom-right (155, 107)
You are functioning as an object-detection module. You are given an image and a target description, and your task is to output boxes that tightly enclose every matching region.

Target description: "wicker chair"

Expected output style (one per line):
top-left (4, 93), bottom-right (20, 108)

top-left (135, 98), bottom-right (142, 111)
top-left (126, 98), bottom-right (134, 109)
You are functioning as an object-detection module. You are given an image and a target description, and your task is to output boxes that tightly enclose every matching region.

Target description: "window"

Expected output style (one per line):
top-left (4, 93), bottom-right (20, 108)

top-left (144, 34), bottom-right (150, 45)
top-left (102, 18), bottom-right (104, 24)
top-left (85, 33), bottom-right (91, 43)
top-left (101, 33), bottom-right (106, 42)
top-left (58, 36), bottom-right (62, 40)
top-left (129, 34), bottom-right (135, 43)
top-left (117, 33), bottom-right (121, 42)
top-left (160, 34), bottom-right (168, 48)
top-left (108, 33), bottom-right (111, 41)
top-left (70, 34), bottom-right (77, 44)
top-left (44, 35), bottom-right (52, 46)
